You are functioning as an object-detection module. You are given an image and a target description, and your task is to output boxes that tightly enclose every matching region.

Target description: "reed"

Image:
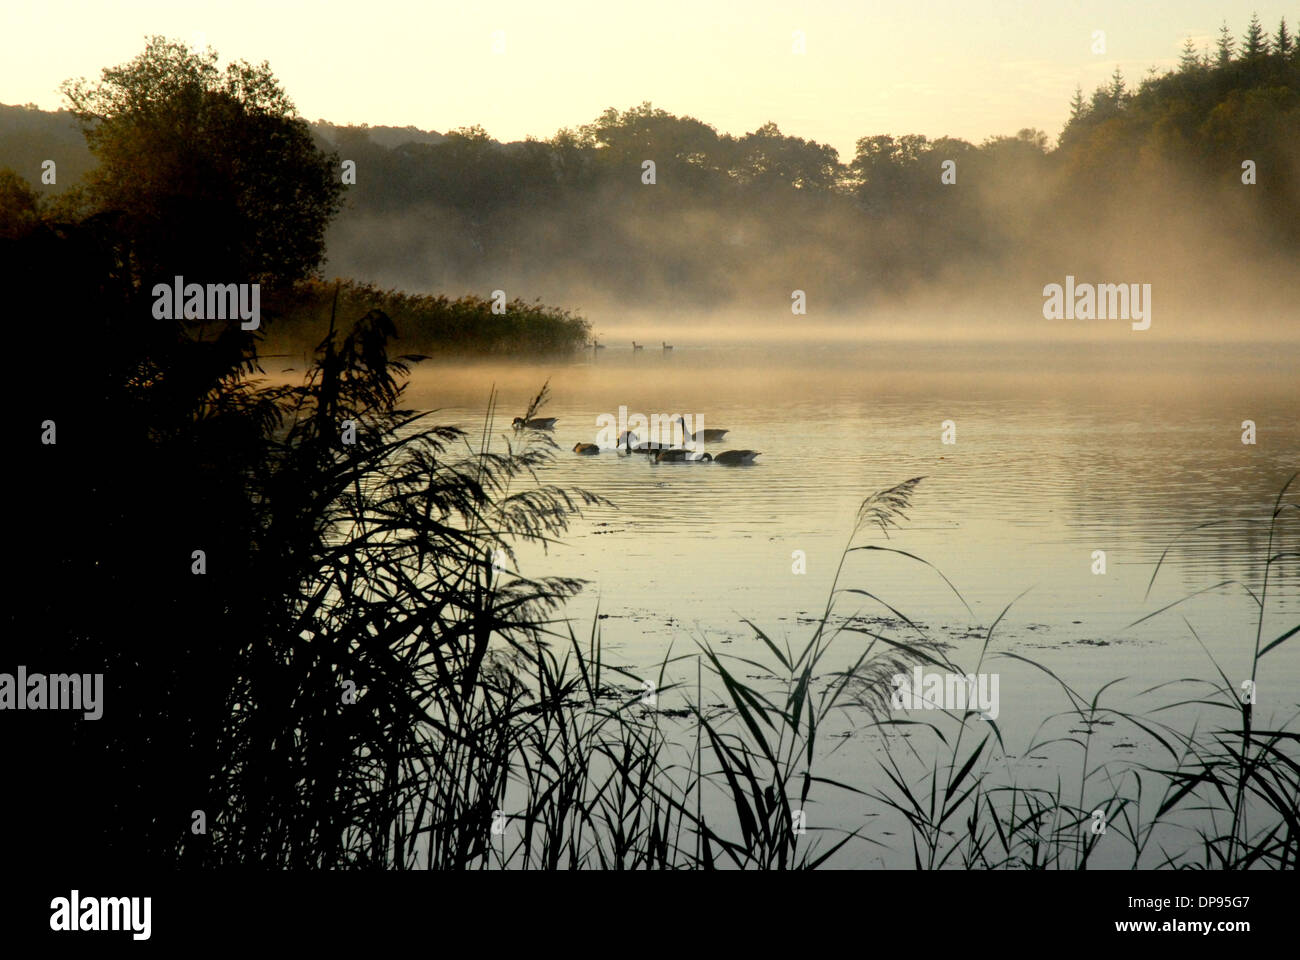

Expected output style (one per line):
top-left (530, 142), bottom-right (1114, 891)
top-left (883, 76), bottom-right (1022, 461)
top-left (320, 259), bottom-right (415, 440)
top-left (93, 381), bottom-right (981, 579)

top-left (261, 278), bottom-right (593, 359)
top-left (857, 473), bottom-right (1299, 870)
top-left (402, 470), bottom-right (1297, 870)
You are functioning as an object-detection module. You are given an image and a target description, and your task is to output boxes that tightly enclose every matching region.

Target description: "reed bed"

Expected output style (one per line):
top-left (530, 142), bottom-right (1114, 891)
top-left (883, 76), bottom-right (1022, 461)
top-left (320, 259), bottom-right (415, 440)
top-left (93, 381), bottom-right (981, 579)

top-left (260, 278), bottom-right (593, 359)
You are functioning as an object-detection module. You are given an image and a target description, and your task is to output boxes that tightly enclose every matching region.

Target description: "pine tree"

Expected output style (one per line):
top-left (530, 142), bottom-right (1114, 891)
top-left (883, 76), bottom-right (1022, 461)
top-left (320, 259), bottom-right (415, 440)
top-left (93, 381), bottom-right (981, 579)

top-left (1276, 18), bottom-right (1293, 58)
top-left (1068, 84), bottom-right (1087, 121)
top-left (1179, 36), bottom-right (1200, 71)
top-left (1108, 66), bottom-right (1126, 102)
top-left (1243, 13), bottom-right (1269, 59)
top-left (1216, 20), bottom-right (1236, 65)
top-left (1089, 84), bottom-right (1113, 117)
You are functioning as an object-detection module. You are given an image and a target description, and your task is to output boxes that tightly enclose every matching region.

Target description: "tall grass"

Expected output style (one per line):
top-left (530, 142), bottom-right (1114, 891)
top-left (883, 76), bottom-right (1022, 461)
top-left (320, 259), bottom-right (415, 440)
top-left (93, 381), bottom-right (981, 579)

top-left (188, 302), bottom-right (604, 867)
top-left (857, 473), bottom-right (1299, 870)
top-left (261, 278), bottom-right (592, 359)
top-left (365, 463), bottom-right (1297, 870)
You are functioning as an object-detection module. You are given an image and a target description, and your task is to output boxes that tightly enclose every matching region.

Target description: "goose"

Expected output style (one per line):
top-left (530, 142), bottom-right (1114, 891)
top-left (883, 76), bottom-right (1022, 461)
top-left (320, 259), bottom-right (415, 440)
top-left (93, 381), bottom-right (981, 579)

top-left (573, 442), bottom-right (600, 455)
top-left (512, 416), bottom-right (559, 430)
top-left (654, 449), bottom-right (712, 463)
top-left (674, 415), bottom-right (729, 443)
top-left (662, 340), bottom-right (673, 353)
top-left (623, 432), bottom-right (672, 456)
top-left (619, 429), bottom-right (669, 450)
top-left (592, 339), bottom-right (606, 350)
top-left (713, 449), bottom-right (761, 466)
top-left (632, 341), bottom-right (644, 352)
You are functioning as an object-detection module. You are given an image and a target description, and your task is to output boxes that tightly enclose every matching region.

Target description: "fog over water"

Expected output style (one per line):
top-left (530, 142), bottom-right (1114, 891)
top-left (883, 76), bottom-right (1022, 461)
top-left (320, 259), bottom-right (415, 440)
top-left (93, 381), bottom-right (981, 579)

top-left (404, 341), bottom-right (1297, 706)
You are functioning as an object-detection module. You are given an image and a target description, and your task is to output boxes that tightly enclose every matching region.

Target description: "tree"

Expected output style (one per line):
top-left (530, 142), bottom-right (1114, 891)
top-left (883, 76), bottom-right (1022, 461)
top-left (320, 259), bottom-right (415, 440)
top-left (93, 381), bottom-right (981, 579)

top-left (1015, 127), bottom-right (1050, 151)
top-left (1108, 67), bottom-right (1126, 102)
top-left (1243, 13), bottom-right (1269, 59)
top-left (849, 134), bottom-right (926, 212)
top-left (1179, 37), bottom-right (1201, 72)
top-left (1086, 69), bottom-right (1126, 122)
top-left (734, 121), bottom-right (840, 191)
top-left (1059, 86), bottom-right (1093, 149)
top-left (1216, 21), bottom-right (1236, 66)
top-left (578, 102), bottom-right (722, 179)
top-left (1275, 18), bottom-right (1293, 58)
top-left (1069, 84), bottom-right (1088, 119)
top-left (61, 36), bottom-right (343, 286)
top-left (0, 168), bottom-right (40, 239)
top-left (447, 123), bottom-right (493, 143)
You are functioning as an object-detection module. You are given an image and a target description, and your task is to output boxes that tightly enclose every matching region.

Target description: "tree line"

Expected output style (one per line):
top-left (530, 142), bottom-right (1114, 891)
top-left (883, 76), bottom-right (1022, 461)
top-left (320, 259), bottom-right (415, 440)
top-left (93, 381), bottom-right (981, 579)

top-left (4, 15), bottom-right (1297, 323)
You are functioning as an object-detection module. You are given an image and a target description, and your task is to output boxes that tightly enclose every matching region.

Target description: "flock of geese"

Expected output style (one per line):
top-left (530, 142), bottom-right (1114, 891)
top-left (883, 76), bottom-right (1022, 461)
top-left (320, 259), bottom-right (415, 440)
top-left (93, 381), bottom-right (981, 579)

top-left (594, 340), bottom-right (673, 353)
top-left (512, 414), bottom-right (760, 466)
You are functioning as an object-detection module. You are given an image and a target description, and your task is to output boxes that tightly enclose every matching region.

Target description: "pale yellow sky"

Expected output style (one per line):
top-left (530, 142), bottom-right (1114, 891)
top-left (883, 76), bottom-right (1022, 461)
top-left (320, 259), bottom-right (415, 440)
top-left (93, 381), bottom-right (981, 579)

top-left (1, 1), bottom-right (1280, 157)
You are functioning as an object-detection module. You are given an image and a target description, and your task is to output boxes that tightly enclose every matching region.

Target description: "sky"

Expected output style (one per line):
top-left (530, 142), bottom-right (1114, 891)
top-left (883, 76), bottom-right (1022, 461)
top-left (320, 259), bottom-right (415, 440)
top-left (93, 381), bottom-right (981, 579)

top-left (2, 1), bottom-right (1285, 157)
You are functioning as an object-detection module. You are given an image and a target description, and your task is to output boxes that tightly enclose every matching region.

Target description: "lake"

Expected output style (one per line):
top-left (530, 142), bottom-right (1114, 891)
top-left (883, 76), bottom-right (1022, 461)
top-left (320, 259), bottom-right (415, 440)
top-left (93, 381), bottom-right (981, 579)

top-left (399, 337), bottom-right (1299, 866)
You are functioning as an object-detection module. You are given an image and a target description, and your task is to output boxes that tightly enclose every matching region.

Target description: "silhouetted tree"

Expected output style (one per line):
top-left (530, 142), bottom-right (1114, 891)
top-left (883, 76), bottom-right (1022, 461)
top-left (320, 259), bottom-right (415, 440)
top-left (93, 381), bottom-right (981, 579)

top-left (0, 167), bottom-right (40, 238)
top-left (1217, 21), bottom-right (1237, 65)
top-left (734, 122), bottom-right (840, 191)
top-left (1109, 67), bottom-right (1127, 101)
top-left (1275, 18), bottom-right (1293, 59)
top-left (61, 36), bottom-right (343, 285)
top-left (1069, 84), bottom-right (1089, 119)
top-left (1243, 13), bottom-right (1270, 59)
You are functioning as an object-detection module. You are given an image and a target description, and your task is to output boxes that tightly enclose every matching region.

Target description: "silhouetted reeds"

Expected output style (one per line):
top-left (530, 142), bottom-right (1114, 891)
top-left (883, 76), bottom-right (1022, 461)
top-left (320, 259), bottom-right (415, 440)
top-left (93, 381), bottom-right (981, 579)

top-left (856, 473), bottom-right (1299, 870)
top-left (353, 467), bottom-right (1296, 870)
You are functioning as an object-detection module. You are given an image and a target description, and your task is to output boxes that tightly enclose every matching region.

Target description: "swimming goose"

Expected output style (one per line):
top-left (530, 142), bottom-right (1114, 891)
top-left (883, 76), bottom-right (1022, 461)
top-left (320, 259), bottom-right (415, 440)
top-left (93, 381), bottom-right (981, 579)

top-left (623, 432), bottom-right (672, 455)
top-left (654, 449), bottom-right (712, 463)
top-left (632, 341), bottom-right (644, 351)
top-left (662, 341), bottom-right (673, 353)
top-left (512, 416), bottom-right (559, 430)
top-left (573, 442), bottom-right (600, 455)
top-left (713, 449), bottom-right (761, 466)
top-left (674, 415), bottom-right (729, 443)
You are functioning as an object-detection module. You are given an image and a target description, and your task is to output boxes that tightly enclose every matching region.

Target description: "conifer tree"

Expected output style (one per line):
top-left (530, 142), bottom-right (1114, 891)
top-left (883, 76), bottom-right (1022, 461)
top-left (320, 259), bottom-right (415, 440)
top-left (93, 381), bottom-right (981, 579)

top-left (1275, 18), bottom-right (1293, 58)
top-left (1243, 13), bottom-right (1269, 59)
top-left (1069, 84), bottom-right (1087, 120)
top-left (1108, 66), bottom-right (1126, 102)
top-left (1216, 20), bottom-right (1236, 65)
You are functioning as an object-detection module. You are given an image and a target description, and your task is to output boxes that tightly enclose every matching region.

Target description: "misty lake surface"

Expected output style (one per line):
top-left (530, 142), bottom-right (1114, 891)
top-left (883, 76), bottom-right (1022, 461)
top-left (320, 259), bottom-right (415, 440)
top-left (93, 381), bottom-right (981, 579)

top-left (399, 338), bottom-right (1298, 865)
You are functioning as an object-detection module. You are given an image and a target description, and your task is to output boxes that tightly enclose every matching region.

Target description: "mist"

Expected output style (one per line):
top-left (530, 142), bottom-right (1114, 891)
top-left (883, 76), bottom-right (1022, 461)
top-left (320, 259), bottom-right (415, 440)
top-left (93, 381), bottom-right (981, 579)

top-left (315, 61), bottom-right (1300, 343)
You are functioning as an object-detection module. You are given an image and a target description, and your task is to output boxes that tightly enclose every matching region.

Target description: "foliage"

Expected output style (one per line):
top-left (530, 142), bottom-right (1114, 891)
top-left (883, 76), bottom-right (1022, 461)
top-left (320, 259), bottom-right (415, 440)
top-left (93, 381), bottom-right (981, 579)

top-left (60, 36), bottom-right (343, 284)
top-left (262, 279), bottom-right (592, 358)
